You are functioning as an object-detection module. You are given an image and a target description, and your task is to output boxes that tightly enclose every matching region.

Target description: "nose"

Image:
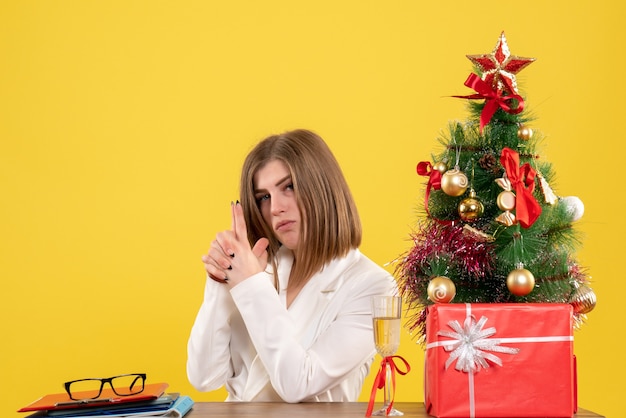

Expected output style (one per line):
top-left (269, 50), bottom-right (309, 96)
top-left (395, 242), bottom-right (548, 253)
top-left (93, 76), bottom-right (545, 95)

top-left (270, 194), bottom-right (287, 215)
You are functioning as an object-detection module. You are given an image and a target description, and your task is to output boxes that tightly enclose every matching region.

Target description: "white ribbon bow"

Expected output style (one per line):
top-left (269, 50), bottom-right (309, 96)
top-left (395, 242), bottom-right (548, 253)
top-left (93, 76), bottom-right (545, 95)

top-left (438, 315), bottom-right (520, 373)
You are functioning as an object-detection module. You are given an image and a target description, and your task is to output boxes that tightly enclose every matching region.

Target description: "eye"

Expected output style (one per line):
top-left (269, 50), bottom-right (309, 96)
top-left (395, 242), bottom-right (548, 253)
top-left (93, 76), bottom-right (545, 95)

top-left (285, 183), bottom-right (294, 191)
top-left (255, 193), bottom-right (270, 203)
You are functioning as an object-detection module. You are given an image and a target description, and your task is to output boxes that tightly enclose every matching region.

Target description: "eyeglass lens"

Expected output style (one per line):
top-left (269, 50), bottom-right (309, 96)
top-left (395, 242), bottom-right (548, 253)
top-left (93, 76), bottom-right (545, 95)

top-left (66, 373), bottom-right (146, 400)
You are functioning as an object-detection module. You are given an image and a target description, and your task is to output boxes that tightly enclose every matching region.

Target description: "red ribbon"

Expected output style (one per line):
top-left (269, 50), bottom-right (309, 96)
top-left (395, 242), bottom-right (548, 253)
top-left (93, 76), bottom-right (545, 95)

top-left (416, 161), bottom-right (442, 218)
top-left (365, 356), bottom-right (411, 417)
top-left (500, 147), bottom-right (541, 228)
top-left (454, 73), bottom-right (525, 133)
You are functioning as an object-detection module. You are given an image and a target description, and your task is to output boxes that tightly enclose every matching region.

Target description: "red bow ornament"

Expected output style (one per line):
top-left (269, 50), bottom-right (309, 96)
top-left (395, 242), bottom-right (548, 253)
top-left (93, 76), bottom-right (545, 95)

top-left (454, 73), bottom-right (525, 134)
top-left (417, 161), bottom-right (442, 217)
top-left (500, 147), bottom-right (541, 228)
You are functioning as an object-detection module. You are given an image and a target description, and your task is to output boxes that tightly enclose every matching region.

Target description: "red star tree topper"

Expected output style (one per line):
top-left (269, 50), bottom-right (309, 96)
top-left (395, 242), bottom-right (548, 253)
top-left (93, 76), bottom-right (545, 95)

top-left (466, 31), bottom-right (535, 94)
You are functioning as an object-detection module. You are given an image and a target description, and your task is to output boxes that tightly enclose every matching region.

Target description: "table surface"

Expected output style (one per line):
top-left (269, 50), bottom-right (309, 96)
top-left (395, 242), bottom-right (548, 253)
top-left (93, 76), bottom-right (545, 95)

top-left (185, 402), bottom-right (604, 417)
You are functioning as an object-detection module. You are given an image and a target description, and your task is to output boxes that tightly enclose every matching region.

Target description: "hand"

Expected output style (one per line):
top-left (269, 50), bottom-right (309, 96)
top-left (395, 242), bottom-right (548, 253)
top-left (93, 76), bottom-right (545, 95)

top-left (201, 202), bottom-right (269, 285)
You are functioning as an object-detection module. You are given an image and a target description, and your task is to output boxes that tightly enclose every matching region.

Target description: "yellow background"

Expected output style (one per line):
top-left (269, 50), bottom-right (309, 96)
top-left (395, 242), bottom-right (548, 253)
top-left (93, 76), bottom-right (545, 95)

top-left (1, 1), bottom-right (621, 417)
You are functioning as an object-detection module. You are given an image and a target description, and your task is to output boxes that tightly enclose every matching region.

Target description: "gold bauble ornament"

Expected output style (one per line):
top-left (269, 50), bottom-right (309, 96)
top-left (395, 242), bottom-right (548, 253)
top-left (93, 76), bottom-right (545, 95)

top-left (506, 266), bottom-right (535, 296)
top-left (440, 168), bottom-right (469, 197)
top-left (458, 189), bottom-right (484, 222)
top-left (496, 190), bottom-right (516, 211)
top-left (569, 283), bottom-right (597, 314)
top-left (517, 125), bottom-right (533, 141)
top-left (433, 161), bottom-right (448, 174)
top-left (427, 276), bottom-right (456, 303)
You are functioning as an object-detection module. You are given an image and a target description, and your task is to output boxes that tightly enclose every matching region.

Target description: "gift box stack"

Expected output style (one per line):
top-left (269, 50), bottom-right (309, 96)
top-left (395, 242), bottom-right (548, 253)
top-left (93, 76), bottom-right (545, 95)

top-left (395, 32), bottom-right (596, 417)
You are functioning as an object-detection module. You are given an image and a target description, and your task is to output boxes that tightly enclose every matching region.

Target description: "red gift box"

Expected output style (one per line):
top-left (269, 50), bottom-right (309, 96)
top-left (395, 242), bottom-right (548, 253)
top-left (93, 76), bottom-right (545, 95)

top-left (425, 303), bottom-right (576, 418)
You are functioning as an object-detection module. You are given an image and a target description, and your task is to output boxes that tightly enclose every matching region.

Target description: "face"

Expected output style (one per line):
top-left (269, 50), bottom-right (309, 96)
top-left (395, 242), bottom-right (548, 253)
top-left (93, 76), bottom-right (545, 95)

top-left (253, 159), bottom-right (301, 251)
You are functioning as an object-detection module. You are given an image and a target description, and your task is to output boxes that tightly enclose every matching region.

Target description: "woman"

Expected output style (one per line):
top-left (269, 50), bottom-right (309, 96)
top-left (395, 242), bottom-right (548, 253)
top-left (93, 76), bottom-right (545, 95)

top-left (187, 129), bottom-right (397, 402)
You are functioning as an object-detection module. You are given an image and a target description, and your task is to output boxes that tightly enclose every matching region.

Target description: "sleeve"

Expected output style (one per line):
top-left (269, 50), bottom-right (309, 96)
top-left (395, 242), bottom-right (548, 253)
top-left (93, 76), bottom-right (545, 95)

top-left (230, 266), bottom-right (397, 403)
top-left (186, 275), bottom-right (236, 392)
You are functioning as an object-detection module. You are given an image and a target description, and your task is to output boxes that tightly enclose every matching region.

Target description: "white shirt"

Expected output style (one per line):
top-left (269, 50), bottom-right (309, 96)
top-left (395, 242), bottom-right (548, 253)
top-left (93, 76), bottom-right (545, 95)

top-left (186, 246), bottom-right (397, 402)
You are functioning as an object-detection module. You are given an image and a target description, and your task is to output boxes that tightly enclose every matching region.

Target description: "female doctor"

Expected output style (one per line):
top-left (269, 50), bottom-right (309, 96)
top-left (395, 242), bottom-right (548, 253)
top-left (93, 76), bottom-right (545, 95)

top-left (186, 129), bottom-right (397, 402)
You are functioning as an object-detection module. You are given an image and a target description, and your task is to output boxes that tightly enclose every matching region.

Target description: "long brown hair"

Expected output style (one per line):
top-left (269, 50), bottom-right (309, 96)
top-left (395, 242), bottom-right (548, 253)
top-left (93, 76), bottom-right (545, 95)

top-left (239, 129), bottom-right (362, 289)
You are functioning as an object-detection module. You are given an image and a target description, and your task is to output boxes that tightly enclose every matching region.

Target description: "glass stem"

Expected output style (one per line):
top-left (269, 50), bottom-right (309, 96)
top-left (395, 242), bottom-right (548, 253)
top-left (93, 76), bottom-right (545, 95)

top-left (384, 361), bottom-right (392, 409)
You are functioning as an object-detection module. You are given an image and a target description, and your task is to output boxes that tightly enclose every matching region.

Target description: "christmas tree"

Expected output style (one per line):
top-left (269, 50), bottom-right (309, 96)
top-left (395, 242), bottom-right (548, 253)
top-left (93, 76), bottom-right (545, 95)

top-left (396, 32), bottom-right (596, 343)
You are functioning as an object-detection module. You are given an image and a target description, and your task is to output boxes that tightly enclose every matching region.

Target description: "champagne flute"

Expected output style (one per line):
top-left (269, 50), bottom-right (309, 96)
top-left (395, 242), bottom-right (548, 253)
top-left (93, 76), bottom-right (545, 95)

top-left (371, 295), bottom-right (403, 416)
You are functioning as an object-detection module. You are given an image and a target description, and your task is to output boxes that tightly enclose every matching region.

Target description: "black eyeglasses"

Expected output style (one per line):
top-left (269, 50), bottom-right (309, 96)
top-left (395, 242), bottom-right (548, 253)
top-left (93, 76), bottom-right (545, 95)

top-left (64, 373), bottom-right (146, 400)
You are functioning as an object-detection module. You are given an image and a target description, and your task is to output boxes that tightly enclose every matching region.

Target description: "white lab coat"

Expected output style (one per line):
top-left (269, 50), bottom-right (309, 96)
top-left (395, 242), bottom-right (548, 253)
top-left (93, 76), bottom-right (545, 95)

top-left (186, 246), bottom-right (397, 402)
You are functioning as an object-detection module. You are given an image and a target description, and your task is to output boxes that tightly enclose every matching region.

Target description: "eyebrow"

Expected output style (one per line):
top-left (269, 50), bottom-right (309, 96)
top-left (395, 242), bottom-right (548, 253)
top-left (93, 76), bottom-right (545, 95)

top-left (254, 174), bottom-right (292, 194)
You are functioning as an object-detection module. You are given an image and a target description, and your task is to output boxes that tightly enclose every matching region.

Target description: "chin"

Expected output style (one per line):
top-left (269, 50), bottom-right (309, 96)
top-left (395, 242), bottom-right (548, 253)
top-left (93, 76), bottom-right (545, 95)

top-left (278, 238), bottom-right (298, 251)
top-left (276, 231), bottom-right (299, 251)
top-left (282, 242), bottom-right (298, 251)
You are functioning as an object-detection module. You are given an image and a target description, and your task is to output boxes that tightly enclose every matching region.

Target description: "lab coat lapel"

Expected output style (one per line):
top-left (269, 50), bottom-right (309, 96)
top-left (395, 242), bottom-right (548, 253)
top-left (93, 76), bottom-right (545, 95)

top-left (241, 248), bottom-right (360, 400)
top-left (241, 248), bottom-right (293, 400)
top-left (288, 249), bottom-right (360, 347)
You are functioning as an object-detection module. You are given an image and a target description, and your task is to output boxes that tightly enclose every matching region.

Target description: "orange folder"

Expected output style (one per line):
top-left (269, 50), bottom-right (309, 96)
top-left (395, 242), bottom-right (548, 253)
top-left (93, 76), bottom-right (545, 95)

top-left (18, 382), bottom-right (169, 413)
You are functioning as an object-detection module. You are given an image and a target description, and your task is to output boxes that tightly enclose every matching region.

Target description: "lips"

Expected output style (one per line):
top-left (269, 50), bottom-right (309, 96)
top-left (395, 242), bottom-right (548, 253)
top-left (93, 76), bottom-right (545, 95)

top-left (275, 220), bottom-right (294, 232)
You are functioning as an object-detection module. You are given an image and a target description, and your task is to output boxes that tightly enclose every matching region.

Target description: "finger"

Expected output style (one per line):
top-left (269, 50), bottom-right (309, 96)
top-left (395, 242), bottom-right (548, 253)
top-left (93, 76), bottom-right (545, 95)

top-left (230, 201), bottom-right (236, 232)
top-left (252, 238), bottom-right (269, 269)
top-left (202, 257), bottom-right (229, 282)
top-left (208, 273), bottom-right (228, 284)
top-left (205, 242), bottom-right (233, 270)
top-left (252, 237), bottom-right (270, 259)
top-left (215, 231), bottom-right (235, 259)
top-left (226, 202), bottom-right (237, 257)
top-left (232, 201), bottom-right (248, 243)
